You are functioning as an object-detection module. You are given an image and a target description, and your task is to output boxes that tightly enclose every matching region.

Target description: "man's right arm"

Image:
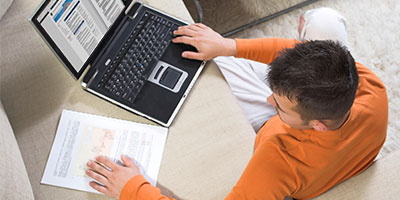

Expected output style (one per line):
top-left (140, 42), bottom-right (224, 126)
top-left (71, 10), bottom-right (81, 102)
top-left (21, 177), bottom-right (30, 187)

top-left (172, 23), bottom-right (236, 60)
top-left (172, 23), bottom-right (298, 64)
top-left (235, 38), bottom-right (298, 64)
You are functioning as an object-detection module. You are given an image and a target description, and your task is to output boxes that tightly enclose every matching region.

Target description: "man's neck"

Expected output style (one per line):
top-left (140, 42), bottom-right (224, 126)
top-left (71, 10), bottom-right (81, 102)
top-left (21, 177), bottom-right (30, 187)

top-left (325, 111), bottom-right (351, 131)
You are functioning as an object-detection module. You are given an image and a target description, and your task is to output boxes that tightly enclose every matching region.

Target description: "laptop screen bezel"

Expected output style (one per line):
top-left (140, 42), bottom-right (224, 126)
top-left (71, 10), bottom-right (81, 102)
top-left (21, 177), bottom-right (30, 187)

top-left (30, 0), bottom-right (132, 80)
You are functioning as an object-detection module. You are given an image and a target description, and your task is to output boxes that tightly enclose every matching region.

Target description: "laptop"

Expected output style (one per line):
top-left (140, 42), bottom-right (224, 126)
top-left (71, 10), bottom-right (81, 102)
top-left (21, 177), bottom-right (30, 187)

top-left (30, 0), bottom-right (206, 127)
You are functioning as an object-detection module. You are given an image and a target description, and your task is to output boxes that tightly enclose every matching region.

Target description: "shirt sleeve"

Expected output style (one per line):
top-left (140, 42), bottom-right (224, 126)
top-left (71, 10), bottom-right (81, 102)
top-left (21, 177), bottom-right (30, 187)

top-left (235, 38), bottom-right (299, 64)
top-left (225, 142), bottom-right (297, 200)
top-left (355, 62), bottom-right (387, 97)
top-left (120, 175), bottom-right (175, 200)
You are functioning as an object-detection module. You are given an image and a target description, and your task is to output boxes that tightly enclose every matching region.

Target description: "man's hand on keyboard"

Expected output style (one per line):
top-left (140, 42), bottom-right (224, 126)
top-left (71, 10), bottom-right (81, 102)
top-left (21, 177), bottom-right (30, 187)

top-left (172, 23), bottom-right (236, 61)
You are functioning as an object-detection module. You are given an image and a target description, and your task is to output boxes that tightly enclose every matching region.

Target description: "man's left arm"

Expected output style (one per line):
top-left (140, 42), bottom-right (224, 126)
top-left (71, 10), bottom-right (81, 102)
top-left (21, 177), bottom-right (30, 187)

top-left (85, 155), bottom-right (174, 200)
top-left (86, 143), bottom-right (297, 200)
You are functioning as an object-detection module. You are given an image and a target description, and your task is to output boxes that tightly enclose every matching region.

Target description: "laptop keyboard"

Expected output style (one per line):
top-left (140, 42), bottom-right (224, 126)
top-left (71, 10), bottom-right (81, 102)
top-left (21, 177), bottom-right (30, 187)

top-left (97, 12), bottom-right (180, 103)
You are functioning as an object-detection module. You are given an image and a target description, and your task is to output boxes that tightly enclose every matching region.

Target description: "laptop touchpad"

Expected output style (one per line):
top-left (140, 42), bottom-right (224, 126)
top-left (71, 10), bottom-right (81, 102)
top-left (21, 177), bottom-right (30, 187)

top-left (148, 61), bottom-right (188, 93)
top-left (160, 67), bottom-right (182, 89)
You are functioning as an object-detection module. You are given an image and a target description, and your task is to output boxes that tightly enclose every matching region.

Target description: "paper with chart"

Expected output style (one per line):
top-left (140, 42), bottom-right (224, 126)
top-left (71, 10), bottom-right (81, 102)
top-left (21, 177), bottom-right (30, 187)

top-left (41, 110), bottom-right (168, 194)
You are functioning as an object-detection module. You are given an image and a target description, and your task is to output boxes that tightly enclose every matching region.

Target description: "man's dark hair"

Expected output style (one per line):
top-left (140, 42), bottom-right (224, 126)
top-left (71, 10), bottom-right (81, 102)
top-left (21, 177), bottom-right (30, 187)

top-left (267, 40), bottom-right (359, 121)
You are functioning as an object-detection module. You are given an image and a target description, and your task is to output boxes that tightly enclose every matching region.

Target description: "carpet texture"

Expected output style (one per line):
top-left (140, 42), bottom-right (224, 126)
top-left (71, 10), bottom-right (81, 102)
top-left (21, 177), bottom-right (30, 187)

top-left (0, 0), bottom-right (13, 21)
top-left (189, 0), bottom-right (400, 159)
top-left (184, 0), bottom-right (305, 34)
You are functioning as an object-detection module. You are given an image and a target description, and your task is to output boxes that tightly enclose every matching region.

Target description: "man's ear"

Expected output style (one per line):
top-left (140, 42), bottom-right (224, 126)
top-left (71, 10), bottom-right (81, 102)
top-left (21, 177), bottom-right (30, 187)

top-left (267, 95), bottom-right (275, 106)
top-left (311, 120), bottom-right (328, 132)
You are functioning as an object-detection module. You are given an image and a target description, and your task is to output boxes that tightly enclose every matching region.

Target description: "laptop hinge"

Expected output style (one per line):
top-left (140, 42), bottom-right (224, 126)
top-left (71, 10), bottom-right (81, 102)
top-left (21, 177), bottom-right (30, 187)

top-left (126, 1), bottom-right (143, 19)
top-left (87, 69), bottom-right (99, 88)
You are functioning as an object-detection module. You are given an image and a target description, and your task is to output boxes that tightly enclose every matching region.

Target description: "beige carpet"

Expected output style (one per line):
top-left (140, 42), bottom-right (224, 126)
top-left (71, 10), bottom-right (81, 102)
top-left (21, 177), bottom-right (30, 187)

top-left (184, 0), bottom-right (305, 34)
top-left (190, 0), bottom-right (400, 159)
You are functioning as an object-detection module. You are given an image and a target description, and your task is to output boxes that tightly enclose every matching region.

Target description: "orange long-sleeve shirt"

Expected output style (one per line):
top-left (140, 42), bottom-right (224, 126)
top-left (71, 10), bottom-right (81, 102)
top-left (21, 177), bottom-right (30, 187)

top-left (120, 38), bottom-right (388, 200)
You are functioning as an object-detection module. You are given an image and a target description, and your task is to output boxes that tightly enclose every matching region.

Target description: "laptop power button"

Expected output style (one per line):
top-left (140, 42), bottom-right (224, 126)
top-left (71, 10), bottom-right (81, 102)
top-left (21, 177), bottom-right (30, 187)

top-left (105, 59), bottom-right (111, 66)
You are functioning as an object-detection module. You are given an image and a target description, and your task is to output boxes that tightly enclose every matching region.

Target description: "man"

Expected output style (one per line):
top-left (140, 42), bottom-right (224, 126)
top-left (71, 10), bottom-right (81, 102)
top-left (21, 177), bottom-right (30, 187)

top-left (85, 8), bottom-right (388, 199)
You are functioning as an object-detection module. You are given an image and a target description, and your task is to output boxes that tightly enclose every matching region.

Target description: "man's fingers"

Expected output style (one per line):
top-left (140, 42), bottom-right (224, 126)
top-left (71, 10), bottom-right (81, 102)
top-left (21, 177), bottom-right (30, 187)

top-left (121, 155), bottom-right (135, 167)
top-left (89, 181), bottom-right (109, 195)
top-left (193, 23), bottom-right (209, 29)
top-left (174, 23), bottom-right (209, 36)
top-left (174, 27), bottom-right (197, 37)
top-left (178, 24), bottom-right (205, 31)
top-left (95, 156), bottom-right (118, 171)
top-left (182, 51), bottom-right (206, 61)
top-left (187, 24), bottom-right (203, 31)
top-left (86, 169), bottom-right (108, 185)
top-left (87, 160), bottom-right (111, 178)
top-left (172, 36), bottom-right (196, 46)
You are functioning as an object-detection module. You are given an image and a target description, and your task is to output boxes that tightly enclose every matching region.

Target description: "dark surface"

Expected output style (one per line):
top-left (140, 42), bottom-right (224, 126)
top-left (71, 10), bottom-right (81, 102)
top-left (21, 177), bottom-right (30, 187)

top-left (85, 5), bottom-right (203, 125)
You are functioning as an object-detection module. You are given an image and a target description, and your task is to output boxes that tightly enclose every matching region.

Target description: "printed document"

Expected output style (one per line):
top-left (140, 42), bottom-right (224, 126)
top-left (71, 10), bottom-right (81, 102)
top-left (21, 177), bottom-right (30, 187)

top-left (41, 110), bottom-right (168, 194)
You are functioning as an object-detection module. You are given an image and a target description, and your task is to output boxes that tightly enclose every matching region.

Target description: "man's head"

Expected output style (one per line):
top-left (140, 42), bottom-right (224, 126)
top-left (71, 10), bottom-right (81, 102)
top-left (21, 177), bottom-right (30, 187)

top-left (267, 40), bottom-right (358, 131)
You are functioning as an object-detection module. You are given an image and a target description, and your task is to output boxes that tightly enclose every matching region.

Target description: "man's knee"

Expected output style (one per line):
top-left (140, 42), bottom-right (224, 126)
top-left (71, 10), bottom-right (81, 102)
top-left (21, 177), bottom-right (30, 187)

top-left (298, 7), bottom-right (349, 48)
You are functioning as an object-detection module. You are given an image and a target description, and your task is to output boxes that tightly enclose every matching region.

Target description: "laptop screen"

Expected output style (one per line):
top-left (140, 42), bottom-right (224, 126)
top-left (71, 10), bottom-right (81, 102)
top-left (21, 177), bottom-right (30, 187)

top-left (31, 0), bottom-right (125, 79)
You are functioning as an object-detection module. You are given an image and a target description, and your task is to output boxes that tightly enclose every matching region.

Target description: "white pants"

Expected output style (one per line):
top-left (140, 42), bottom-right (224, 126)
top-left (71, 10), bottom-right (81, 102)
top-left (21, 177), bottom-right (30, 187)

top-left (215, 7), bottom-right (349, 132)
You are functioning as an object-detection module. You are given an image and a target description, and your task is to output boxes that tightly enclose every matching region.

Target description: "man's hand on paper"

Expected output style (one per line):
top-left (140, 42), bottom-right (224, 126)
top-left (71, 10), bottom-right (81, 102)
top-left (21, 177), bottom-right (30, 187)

top-left (86, 155), bottom-right (140, 199)
top-left (172, 23), bottom-right (236, 60)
